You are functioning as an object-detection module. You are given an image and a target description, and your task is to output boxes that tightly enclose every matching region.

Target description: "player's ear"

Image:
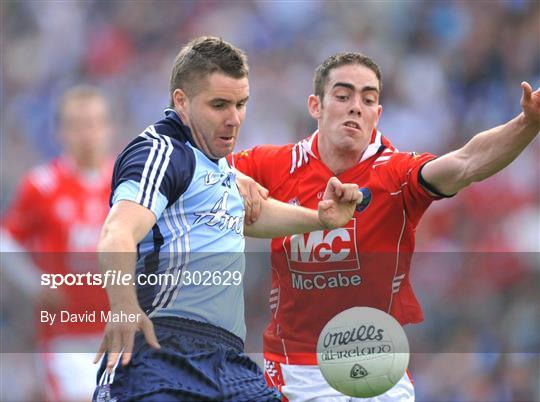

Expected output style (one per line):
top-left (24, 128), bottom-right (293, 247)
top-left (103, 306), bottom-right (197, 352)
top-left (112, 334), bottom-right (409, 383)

top-left (375, 104), bottom-right (383, 125)
top-left (308, 94), bottom-right (322, 119)
top-left (173, 88), bottom-right (188, 110)
top-left (172, 88), bottom-right (190, 121)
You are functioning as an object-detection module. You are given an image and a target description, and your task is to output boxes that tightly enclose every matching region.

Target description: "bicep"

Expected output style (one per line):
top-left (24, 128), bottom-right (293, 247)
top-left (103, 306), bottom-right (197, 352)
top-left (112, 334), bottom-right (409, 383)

top-left (420, 150), bottom-right (469, 196)
top-left (100, 200), bottom-right (156, 247)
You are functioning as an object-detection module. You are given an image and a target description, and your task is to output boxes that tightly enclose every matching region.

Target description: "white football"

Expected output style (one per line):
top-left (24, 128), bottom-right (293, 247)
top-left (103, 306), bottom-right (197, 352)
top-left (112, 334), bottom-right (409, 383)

top-left (317, 307), bottom-right (409, 397)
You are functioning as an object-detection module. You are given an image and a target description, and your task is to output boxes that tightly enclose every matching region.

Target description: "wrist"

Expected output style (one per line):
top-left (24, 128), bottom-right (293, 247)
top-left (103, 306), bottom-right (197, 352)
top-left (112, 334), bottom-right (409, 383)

top-left (107, 291), bottom-right (139, 309)
top-left (317, 209), bottom-right (332, 230)
top-left (518, 112), bottom-right (540, 131)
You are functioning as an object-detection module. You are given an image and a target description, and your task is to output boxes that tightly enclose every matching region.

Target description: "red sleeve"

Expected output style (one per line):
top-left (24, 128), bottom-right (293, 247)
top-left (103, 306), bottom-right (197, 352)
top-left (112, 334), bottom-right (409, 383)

top-left (228, 145), bottom-right (289, 191)
top-left (3, 175), bottom-right (45, 245)
top-left (388, 152), bottom-right (440, 226)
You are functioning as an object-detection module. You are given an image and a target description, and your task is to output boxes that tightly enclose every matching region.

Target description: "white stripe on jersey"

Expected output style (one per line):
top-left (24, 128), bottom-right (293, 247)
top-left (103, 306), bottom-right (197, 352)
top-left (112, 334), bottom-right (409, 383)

top-left (392, 273), bottom-right (406, 294)
top-left (360, 130), bottom-right (382, 162)
top-left (289, 142), bottom-right (310, 174)
top-left (98, 361), bottom-right (108, 386)
top-left (301, 132), bottom-right (317, 157)
top-left (388, 210), bottom-right (407, 312)
top-left (149, 131), bottom-right (174, 211)
top-left (149, 194), bottom-right (190, 315)
top-left (108, 350), bottom-right (122, 385)
top-left (289, 145), bottom-right (297, 174)
top-left (136, 127), bottom-right (174, 211)
top-left (98, 350), bottom-right (122, 386)
top-left (164, 195), bottom-right (192, 309)
top-left (149, 206), bottom-right (182, 315)
top-left (137, 129), bottom-right (159, 205)
top-left (142, 127), bottom-right (169, 208)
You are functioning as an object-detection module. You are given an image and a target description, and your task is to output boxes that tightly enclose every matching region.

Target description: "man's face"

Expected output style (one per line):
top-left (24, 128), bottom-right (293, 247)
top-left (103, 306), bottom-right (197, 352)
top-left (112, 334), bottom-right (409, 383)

top-left (60, 96), bottom-right (111, 163)
top-left (309, 64), bottom-right (382, 154)
top-left (175, 72), bottom-right (249, 160)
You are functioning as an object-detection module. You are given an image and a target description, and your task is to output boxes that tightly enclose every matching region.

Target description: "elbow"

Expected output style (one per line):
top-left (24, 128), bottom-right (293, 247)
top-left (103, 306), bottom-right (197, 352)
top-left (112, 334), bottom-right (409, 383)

top-left (97, 223), bottom-right (136, 253)
top-left (448, 150), bottom-right (477, 191)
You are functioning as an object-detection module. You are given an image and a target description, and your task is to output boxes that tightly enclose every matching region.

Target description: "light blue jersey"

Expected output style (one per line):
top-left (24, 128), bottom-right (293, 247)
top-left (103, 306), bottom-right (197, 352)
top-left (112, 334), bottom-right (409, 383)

top-left (110, 109), bottom-right (247, 339)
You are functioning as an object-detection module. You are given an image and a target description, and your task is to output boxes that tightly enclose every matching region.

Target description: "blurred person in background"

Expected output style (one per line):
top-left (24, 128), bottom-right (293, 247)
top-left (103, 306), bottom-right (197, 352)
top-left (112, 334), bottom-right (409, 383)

top-left (1, 85), bottom-right (113, 401)
top-left (231, 52), bottom-right (540, 401)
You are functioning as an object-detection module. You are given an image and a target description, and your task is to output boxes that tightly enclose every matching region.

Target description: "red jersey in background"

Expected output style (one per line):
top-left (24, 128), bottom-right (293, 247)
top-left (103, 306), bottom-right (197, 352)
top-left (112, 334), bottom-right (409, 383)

top-left (3, 157), bottom-right (111, 341)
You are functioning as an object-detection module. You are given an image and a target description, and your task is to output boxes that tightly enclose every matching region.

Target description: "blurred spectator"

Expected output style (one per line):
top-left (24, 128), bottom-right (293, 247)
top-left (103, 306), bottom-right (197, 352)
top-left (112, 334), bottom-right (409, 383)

top-left (2, 86), bottom-right (113, 401)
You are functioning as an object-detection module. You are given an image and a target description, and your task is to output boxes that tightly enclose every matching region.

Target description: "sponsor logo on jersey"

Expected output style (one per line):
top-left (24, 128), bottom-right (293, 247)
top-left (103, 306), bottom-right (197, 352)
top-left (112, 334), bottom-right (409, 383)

top-left (291, 272), bottom-right (362, 290)
top-left (221, 174), bottom-right (232, 189)
top-left (284, 219), bottom-right (362, 290)
top-left (204, 171), bottom-right (234, 189)
top-left (238, 150), bottom-right (250, 159)
top-left (204, 171), bottom-right (225, 186)
top-left (285, 220), bottom-right (360, 272)
top-left (194, 191), bottom-right (244, 235)
top-left (355, 187), bottom-right (372, 213)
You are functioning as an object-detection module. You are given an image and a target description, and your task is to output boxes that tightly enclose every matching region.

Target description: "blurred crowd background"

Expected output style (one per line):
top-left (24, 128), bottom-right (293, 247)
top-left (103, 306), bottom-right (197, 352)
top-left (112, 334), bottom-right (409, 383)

top-left (2, 1), bottom-right (539, 401)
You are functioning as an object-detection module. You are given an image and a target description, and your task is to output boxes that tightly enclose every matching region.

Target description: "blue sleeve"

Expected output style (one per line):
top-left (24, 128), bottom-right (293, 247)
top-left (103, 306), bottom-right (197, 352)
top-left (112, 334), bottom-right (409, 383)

top-left (111, 133), bottom-right (195, 219)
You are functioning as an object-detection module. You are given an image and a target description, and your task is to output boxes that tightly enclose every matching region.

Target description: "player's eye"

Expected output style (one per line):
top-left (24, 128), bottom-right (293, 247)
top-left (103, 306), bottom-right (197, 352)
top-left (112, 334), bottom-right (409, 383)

top-left (336, 95), bottom-right (349, 101)
top-left (212, 102), bottom-right (226, 109)
top-left (364, 98), bottom-right (375, 105)
top-left (236, 101), bottom-right (247, 109)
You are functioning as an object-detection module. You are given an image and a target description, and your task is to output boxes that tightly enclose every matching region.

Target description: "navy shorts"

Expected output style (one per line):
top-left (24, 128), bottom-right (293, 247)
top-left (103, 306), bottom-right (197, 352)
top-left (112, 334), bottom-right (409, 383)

top-left (93, 317), bottom-right (281, 401)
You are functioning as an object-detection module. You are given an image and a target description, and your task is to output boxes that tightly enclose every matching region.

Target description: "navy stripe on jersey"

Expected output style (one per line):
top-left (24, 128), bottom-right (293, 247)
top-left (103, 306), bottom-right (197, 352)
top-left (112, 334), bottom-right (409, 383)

top-left (139, 224), bottom-right (165, 315)
top-left (110, 111), bottom-right (196, 215)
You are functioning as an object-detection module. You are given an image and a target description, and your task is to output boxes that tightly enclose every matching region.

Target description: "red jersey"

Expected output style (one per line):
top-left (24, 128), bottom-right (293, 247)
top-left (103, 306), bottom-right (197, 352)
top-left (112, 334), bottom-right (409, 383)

top-left (3, 157), bottom-right (112, 340)
top-left (230, 130), bottom-right (440, 364)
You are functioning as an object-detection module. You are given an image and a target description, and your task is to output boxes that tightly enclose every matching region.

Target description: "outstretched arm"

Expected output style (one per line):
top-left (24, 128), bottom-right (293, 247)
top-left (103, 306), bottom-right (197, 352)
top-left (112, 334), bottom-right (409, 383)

top-left (245, 177), bottom-right (361, 238)
top-left (94, 201), bottom-right (161, 372)
top-left (421, 82), bottom-right (540, 196)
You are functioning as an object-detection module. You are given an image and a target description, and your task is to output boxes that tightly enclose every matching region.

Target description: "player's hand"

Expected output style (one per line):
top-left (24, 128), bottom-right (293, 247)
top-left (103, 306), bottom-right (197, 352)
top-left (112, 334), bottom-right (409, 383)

top-left (318, 177), bottom-right (362, 229)
top-left (93, 303), bottom-right (160, 373)
top-left (520, 82), bottom-right (540, 127)
top-left (235, 170), bottom-right (269, 224)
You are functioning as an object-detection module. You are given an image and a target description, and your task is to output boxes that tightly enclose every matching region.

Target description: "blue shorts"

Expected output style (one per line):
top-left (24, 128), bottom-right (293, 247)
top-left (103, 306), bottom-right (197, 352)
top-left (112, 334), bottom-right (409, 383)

top-left (93, 317), bottom-right (281, 401)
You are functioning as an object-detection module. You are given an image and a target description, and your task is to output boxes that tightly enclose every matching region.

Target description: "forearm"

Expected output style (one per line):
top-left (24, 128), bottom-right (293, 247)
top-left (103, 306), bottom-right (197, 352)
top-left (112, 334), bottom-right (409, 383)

top-left (424, 113), bottom-right (540, 195)
top-left (461, 113), bottom-right (539, 183)
top-left (244, 198), bottom-right (323, 238)
top-left (97, 229), bottom-right (139, 307)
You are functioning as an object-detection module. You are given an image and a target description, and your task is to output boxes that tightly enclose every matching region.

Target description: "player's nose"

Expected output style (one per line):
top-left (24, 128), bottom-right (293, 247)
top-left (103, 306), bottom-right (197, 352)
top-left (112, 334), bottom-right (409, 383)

top-left (349, 97), bottom-right (362, 116)
top-left (226, 109), bottom-right (242, 128)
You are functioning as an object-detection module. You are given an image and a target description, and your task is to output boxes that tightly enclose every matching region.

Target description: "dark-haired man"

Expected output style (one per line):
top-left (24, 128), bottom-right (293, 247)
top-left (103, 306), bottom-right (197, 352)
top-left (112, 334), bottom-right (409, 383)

top-left (93, 37), bottom-right (361, 401)
top-left (231, 52), bottom-right (540, 400)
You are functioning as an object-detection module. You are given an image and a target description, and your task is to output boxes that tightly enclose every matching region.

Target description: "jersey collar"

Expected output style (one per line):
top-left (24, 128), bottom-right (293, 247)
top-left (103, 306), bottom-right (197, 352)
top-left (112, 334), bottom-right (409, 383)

top-left (163, 108), bottom-right (197, 147)
top-left (304, 128), bottom-right (387, 163)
